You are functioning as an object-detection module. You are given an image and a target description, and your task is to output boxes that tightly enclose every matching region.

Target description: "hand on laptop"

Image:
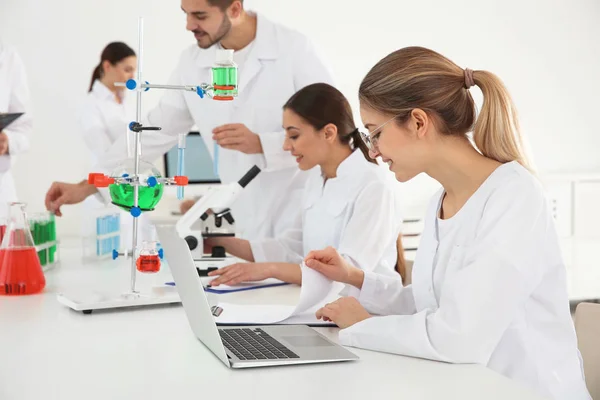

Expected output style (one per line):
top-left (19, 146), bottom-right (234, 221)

top-left (315, 297), bottom-right (372, 329)
top-left (208, 262), bottom-right (275, 286)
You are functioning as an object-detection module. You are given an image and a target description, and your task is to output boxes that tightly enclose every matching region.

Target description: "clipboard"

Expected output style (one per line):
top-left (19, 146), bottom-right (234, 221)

top-left (204, 282), bottom-right (290, 294)
top-left (0, 113), bottom-right (23, 131)
top-left (163, 280), bottom-right (290, 294)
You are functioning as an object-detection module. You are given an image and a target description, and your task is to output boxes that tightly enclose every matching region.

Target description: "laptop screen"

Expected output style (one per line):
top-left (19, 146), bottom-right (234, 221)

top-left (163, 131), bottom-right (220, 184)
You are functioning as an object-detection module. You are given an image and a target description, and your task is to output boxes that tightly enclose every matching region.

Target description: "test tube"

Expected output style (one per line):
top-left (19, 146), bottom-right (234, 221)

top-left (177, 133), bottom-right (186, 200)
top-left (213, 142), bottom-right (220, 177)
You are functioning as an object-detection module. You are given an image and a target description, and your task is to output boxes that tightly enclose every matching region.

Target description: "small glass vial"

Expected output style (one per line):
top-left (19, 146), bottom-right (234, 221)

top-left (212, 49), bottom-right (238, 101)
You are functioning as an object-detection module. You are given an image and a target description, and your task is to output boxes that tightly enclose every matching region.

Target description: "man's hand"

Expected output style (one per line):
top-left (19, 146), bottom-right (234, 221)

top-left (45, 180), bottom-right (97, 216)
top-left (212, 124), bottom-right (263, 154)
top-left (0, 132), bottom-right (9, 155)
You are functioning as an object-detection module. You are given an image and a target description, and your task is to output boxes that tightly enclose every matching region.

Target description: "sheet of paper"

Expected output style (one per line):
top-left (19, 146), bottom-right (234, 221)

top-left (213, 303), bottom-right (296, 324)
top-left (290, 262), bottom-right (335, 315)
top-left (213, 262), bottom-right (337, 325)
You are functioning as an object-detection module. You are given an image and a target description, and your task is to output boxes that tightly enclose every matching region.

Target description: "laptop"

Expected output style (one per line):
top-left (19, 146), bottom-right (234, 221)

top-left (156, 224), bottom-right (359, 368)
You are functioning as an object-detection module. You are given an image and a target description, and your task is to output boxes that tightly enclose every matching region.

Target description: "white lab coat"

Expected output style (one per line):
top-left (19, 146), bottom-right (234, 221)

top-left (250, 150), bottom-right (403, 282)
top-left (80, 80), bottom-right (153, 246)
top-left (339, 162), bottom-right (590, 400)
top-left (94, 12), bottom-right (334, 240)
top-left (0, 41), bottom-right (32, 219)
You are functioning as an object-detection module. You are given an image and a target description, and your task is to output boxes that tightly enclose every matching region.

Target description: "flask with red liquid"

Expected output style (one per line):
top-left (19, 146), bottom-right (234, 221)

top-left (0, 203), bottom-right (46, 295)
top-left (135, 241), bottom-right (161, 273)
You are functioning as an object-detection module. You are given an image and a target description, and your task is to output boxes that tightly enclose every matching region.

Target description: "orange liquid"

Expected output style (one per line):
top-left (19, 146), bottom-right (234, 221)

top-left (136, 254), bottom-right (161, 273)
top-left (0, 247), bottom-right (46, 295)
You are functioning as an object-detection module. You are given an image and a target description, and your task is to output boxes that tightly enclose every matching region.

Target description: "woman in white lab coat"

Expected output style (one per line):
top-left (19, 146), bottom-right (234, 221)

top-left (80, 42), bottom-right (152, 245)
top-left (206, 83), bottom-right (405, 287)
top-left (303, 47), bottom-right (590, 400)
top-left (0, 40), bottom-right (32, 219)
top-left (81, 42), bottom-right (135, 166)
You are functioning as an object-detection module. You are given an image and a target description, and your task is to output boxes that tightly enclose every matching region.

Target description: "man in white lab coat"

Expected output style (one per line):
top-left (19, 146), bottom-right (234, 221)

top-left (0, 40), bottom-right (32, 220)
top-left (45, 0), bottom-right (334, 239)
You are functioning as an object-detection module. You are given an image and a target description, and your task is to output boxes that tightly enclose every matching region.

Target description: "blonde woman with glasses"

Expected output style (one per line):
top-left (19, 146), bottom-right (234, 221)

top-left (305, 47), bottom-right (590, 400)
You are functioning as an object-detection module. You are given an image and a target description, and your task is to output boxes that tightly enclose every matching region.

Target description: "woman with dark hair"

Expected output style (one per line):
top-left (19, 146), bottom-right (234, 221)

top-left (81, 41), bottom-right (136, 163)
top-left (206, 83), bottom-right (406, 287)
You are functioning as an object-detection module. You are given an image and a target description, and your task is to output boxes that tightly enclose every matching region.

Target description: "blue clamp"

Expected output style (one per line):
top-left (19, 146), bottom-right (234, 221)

top-left (112, 249), bottom-right (119, 260)
top-left (122, 173), bottom-right (129, 178)
top-left (144, 81), bottom-right (150, 92)
top-left (196, 86), bottom-right (205, 99)
top-left (158, 248), bottom-right (164, 260)
top-left (147, 176), bottom-right (158, 188)
top-left (125, 79), bottom-right (137, 90)
top-left (130, 206), bottom-right (142, 218)
top-left (128, 121), bottom-right (137, 131)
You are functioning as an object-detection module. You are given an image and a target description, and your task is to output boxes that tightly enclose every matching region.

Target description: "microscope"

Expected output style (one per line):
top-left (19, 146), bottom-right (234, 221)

top-left (176, 165), bottom-right (261, 273)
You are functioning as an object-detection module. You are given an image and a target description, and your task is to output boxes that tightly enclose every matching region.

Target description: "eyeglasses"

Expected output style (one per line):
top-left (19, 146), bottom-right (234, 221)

top-left (359, 115), bottom-right (401, 152)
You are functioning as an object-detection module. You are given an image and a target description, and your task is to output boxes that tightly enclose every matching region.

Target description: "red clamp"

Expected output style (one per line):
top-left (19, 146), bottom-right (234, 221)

top-left (174, 176), bottom-right (189, 186)
top-left (88, 173), bottom-right (115, 188)
top-left (88, 173), bottom-right (104, 185)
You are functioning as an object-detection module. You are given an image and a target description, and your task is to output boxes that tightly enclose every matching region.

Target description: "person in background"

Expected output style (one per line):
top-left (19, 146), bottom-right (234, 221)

top-left (44, 0), bottom-right (334, 244)
top-left (303, 46), bottom-right (590, 400)
top-left (0, 39), bottom-right (32, 219)
top-left (79, 42), bottom-right (153, 245)
top-left (206, 83), bottom-right (406, 288)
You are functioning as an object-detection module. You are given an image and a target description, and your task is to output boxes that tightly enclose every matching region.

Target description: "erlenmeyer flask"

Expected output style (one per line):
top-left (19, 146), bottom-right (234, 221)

top-left (135, 240), bottom-right (161, 273)
top-left (0, 202), bottom-right (46, 295)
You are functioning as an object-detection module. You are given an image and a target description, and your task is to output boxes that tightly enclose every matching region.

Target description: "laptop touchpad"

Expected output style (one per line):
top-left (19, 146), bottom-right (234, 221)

top-left (282, 336), bottom-right (334, 347)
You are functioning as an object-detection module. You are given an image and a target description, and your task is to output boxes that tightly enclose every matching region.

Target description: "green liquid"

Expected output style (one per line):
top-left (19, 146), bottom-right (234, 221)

top-left (109, 183), bottom-right (164, 212)
top-left (212, 66), bottom-right (238, 97)
top-left (30, 214), bottom-right (57, 266)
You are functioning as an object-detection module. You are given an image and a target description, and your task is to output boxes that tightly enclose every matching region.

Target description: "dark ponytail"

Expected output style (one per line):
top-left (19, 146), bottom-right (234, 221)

top-left (349, 128), bottom-right (375, 164)
top-left (283, 83), bottom-right (376, 164)
top-left (88, 41), bottom-right (136, 92)
top-left (89, 64), bottom-right (103, 92)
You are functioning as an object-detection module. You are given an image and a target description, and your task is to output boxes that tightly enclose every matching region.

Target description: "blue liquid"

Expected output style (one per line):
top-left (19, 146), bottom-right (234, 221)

top-left (213, 142), bottom-right (220, 176)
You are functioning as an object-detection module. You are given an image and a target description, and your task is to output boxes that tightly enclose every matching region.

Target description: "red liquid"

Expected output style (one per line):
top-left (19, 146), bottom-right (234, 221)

top-left (0, 225), bottom-right (5, 244)
top-left (136, 255), bottom-right (161, 273)
top-left (0, 247), bottom-right (46, 295)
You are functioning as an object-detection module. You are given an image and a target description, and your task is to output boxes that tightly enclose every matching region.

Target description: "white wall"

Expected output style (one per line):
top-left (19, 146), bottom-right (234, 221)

top-left (1, 0), bottom-right (599, 236)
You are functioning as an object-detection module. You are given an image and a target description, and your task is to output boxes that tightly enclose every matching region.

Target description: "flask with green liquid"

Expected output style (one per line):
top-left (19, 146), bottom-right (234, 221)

top-left (212, 49), bottom-right (238, 100)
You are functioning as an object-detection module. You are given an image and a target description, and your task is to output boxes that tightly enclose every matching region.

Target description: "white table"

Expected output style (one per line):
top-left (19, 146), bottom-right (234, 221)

top-left (0, 245), bottom-right (545, 400)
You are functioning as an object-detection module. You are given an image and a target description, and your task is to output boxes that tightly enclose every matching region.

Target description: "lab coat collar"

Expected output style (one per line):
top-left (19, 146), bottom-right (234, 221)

top-left (91, 80), bottom-right (123, 103)
top-left (194, 11), bottom-right (278, 68)
top-left (333, 149), bottom-right (368, 180)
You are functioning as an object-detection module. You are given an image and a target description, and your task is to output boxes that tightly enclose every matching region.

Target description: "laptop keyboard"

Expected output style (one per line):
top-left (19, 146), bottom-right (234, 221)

top-left (219, 328), bottom-right (300, 361)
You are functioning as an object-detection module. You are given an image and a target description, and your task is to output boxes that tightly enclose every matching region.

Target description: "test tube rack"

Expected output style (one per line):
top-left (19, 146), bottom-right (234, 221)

top-left (29, 212), bottom-right (60, 272)
top-left (81, 209), bottom-right (121, 261)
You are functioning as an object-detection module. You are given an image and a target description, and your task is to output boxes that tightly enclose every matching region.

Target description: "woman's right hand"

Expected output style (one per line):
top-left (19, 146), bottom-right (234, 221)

top-left (304, 247), bottom-right (364, 288)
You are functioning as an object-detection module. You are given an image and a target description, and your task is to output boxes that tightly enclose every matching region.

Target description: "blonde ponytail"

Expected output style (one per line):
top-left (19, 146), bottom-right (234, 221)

top-left (473, 70), bottom-right (532, 171)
